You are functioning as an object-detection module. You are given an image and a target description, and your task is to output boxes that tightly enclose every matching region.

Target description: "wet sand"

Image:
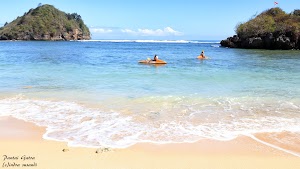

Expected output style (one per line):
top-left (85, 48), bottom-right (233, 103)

top-left (0, 116), bottom-right (299, 169)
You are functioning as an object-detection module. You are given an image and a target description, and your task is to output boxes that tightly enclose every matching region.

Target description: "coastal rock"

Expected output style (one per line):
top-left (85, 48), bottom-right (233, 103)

top-left (220, 39), bottom-right (235, 48)
top-left (222, 33), bottom-right (298, 50)
top-left (0, 4), bottom-right (91, 41)
top-left (221, 8), bottom-right (300, 50)
top-left (220, 36), bottom-right (238, 48)
top-left (274, 35), bottom-right (295, 50)
top-left (263, 33), bottom-right (274, 49)
top-left (0, 35), bottom-right (8, 40)
top-left (241, 37), bottom-right (264, 49)
top-left (298, 35), bottom-right (300, 49)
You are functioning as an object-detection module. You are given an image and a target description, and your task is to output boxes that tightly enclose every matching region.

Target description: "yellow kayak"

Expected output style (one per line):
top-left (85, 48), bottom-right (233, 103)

top-left (138, 59), bottom-right (167, 64)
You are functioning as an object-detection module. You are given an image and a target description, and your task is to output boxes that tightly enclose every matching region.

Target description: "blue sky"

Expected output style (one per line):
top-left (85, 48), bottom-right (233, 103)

top-left (0, 0), bottom-right (299, 40)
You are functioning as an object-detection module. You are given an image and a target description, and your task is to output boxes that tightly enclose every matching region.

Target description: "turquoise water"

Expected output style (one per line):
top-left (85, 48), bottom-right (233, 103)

top-left (0, 41), bottom-right (299, 154)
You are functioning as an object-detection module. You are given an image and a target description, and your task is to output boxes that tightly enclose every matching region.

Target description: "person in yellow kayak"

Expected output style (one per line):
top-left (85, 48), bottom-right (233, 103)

top-left (197, 50), bottom-right (206, 59)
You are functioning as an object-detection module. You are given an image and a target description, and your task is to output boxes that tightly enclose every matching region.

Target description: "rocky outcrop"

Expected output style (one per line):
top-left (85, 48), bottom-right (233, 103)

top-left (0, 30), bottom-right (83, 41)
top-left (221, 33), bottom-right (299, 50)
top-left (221, 8), bottom-right (300, 50)
top-left (0, 4), bottom-right (91, 41)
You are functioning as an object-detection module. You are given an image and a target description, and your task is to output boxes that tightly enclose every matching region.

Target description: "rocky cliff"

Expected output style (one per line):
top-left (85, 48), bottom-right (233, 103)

top-left (221, 8), bottom-right (300, 50)
top-left (0, 4), bottom-right (91, 41)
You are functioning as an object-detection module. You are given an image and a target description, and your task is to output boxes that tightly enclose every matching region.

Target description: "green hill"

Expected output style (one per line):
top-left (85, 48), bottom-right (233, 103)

top-left (221, 8), bottom-right (300, 49)
top-left (0, 4), bottom-right (91, 40)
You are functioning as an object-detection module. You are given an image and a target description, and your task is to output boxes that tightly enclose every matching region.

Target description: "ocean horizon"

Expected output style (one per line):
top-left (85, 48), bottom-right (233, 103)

top-left (0, 40), bottom-right (299, 156)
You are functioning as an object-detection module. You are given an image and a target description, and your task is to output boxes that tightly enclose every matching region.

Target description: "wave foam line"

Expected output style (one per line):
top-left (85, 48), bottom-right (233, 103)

top-left (77, 40), bottom-right (220, 44)
top-left (246, 134), bottom-right (300, 158)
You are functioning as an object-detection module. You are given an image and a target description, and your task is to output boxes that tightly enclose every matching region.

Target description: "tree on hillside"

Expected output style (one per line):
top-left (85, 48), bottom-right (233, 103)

top-left (293, 10), bottom-right (300, 16)
top-left (0, 4), bottom-right (91, 40)
top-left (236, 8), bottom-right (300, 39)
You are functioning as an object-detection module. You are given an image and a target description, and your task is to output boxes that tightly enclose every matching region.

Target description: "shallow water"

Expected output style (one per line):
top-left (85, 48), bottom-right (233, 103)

top-left (0, 40), bottom-right (299, 156)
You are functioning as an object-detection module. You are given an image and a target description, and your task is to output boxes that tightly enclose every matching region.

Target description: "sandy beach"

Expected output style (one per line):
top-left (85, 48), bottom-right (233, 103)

top-left (0, 116), bottom-right (299, 169)
top-left (1, 1), bottom-right (300, 169)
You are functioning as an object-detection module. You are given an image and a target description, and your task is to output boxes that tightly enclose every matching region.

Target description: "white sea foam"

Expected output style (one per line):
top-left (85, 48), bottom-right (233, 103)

top-left (211, 44), bottom-right (220, 47)
top-left (0, 95), bottom-right (299, 152)
top-left (246, 134), bottom-right (300, 157)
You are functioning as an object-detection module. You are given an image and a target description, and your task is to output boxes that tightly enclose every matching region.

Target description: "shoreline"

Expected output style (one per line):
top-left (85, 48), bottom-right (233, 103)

top-left (1, 116), bottom-right (299, 169)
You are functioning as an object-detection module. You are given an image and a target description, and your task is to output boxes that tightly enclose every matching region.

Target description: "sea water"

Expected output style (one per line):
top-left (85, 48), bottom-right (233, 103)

top-left (0, 40), bottom-right (299, 155)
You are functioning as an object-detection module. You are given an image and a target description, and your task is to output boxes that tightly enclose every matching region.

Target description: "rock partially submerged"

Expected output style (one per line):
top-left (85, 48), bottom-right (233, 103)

top-left (221, 33), bottom-right (298, 50)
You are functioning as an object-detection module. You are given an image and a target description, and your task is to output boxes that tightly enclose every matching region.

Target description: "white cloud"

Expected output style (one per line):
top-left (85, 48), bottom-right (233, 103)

top-left (90, 27), bottom-right (113, 34)
top-left (121, 29), bottom-right (136, 34)
top-left (89, 26), bottom-right (184, 39)
top-left (121, 27), bottom-right (183, 36)
top-left (164, 27), bottom-right (183, 36)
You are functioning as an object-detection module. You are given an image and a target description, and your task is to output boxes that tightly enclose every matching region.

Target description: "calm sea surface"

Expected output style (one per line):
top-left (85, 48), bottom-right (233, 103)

top-left (0, 40), bottom-right (299, 155)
